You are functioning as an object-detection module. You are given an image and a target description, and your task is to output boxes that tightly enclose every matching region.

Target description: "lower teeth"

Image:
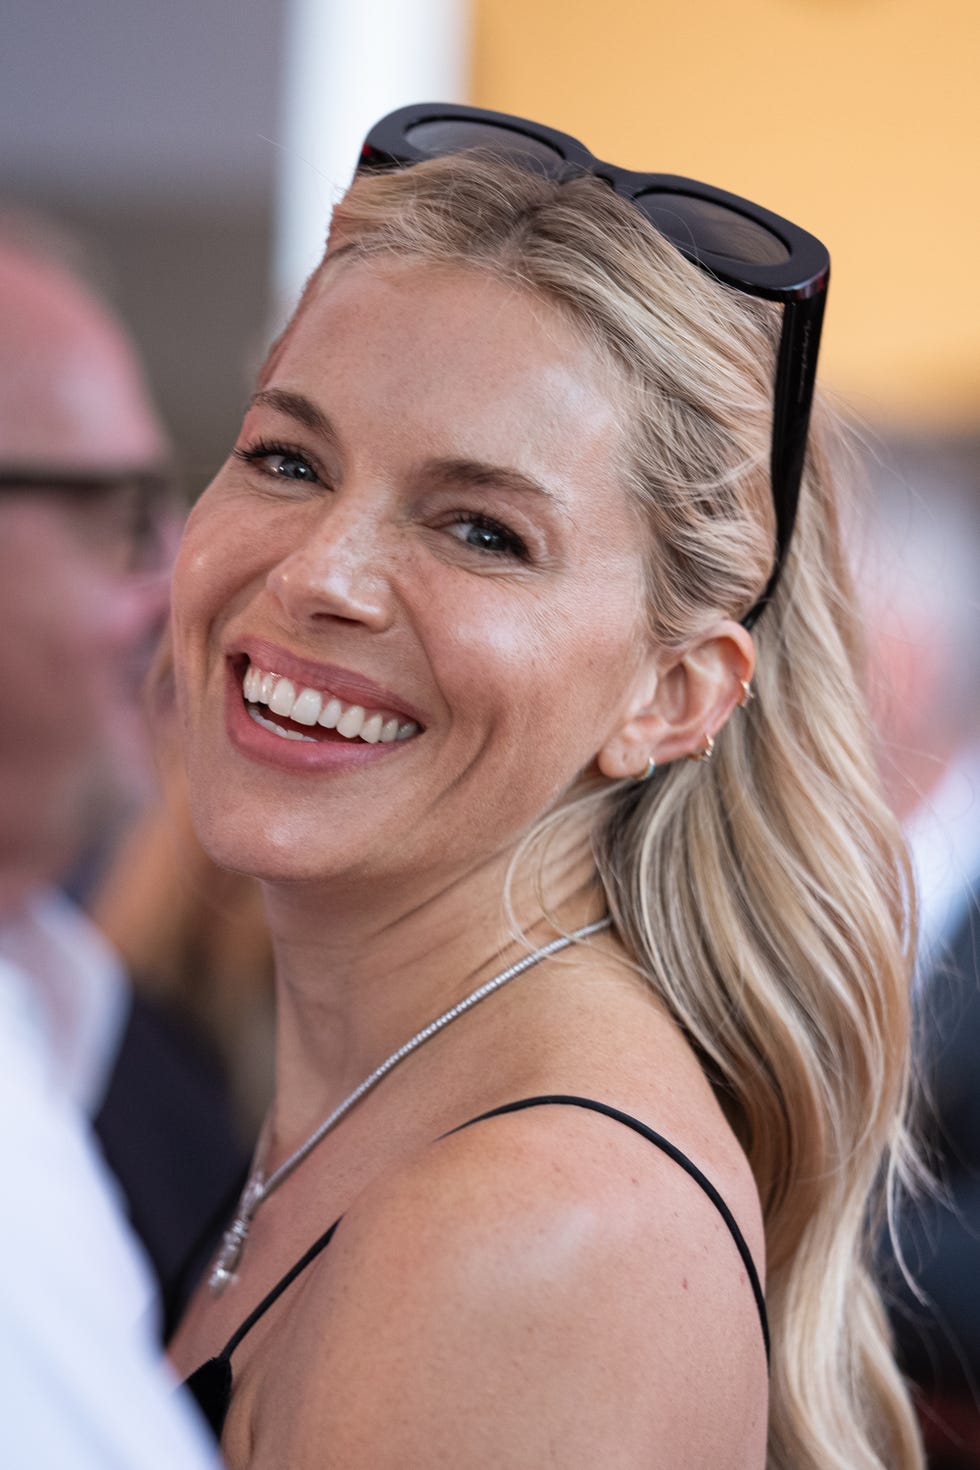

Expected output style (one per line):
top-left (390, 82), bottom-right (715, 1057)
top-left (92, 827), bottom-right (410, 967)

top-left (247, 705), bottom-right (317, 743)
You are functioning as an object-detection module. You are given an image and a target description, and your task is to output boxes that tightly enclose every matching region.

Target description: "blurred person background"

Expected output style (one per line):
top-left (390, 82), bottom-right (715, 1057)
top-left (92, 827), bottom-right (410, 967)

top-left (2, 0), bottom-right (976, 1459)
top-left (0, 216), bottom-right (249, 1302)
top-left (0, 217), bottom-right (228, 1463)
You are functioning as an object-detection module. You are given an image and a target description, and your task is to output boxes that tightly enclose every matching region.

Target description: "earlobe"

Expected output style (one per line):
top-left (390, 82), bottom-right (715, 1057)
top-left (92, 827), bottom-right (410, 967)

top-left (596, 742), bottom-right (661, 782)
top-left (595, 656), bottom-right (666, 782)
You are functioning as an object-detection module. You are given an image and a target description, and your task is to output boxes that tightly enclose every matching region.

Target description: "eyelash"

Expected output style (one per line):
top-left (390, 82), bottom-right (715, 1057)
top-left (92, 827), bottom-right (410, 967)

top-left (233, 438), bottom-right (530, 561)
top-left (233, 439), bottom-right (320, 484)
top-left (444, 511), bottom-right (530, 561)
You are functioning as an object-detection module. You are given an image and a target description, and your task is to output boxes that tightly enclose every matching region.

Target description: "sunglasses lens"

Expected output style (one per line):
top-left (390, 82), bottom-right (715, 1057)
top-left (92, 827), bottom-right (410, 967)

top-left (634, 191), bottom-right (790, 267)
top-left (404, 119), bottom-right (565, 168)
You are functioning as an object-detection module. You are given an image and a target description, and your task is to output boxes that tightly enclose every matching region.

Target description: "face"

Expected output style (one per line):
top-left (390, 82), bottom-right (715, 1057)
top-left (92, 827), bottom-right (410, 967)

top-left (173, 258), bottom-right (657, 891)
top-left (0, 245), bottom-right (173, 895)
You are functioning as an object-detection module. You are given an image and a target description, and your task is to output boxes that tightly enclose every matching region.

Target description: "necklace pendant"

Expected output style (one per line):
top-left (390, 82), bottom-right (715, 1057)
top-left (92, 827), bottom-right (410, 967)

top-left (208, 1228), bottom-right (245, 1295)
top-left (208, 1172), bottom-right (266, 1296)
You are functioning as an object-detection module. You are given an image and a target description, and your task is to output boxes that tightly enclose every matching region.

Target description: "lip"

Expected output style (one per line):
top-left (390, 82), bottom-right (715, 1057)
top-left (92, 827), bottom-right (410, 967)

top-left (223, 662), bottom-right (420, 775)
top-left (228, 635), bottom-right (428, 727)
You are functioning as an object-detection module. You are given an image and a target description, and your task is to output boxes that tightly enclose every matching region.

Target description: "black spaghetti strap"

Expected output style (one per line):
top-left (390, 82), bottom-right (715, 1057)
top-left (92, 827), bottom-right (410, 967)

top-left (184, 1091), bottom-right (769, 1440)
top-left (182, 1218), bottom-right (342, 1438)
top-left (228, 1217), bottom-right (342, 1360)
top-left (446, 1094), bottom-right (771, 1366)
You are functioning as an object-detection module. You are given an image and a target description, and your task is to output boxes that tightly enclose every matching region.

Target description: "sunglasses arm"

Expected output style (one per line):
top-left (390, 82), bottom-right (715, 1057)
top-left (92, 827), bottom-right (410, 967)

top-left (743, 286), bottom-right (827, 629)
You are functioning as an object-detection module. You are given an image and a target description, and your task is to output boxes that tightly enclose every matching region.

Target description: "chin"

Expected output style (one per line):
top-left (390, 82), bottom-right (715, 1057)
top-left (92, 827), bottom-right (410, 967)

top-left (187, 796), bottom-right (365, 887)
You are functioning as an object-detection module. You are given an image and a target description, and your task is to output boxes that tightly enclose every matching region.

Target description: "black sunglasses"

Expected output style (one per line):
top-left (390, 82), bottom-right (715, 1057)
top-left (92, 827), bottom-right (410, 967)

top-left (358, 103), bottom-right (830, 629)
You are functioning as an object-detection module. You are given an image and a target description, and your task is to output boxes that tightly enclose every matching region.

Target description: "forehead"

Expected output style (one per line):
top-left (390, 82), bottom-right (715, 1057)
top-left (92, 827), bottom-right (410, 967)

top-left (269, 258), bottom-right (633, 515)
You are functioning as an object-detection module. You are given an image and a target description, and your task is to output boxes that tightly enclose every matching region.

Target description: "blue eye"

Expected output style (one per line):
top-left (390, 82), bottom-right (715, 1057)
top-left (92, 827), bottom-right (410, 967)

top-left (447, 513), bottom-right (528, 559)
top-left (233, 441), bottom-right (319, 484)
top-left (267, 454), bottom-right (317, 481)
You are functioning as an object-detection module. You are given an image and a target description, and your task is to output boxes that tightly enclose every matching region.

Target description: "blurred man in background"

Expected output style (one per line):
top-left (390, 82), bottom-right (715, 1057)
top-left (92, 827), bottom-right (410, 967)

top-left (0, 216), bottom-right (234, 1463)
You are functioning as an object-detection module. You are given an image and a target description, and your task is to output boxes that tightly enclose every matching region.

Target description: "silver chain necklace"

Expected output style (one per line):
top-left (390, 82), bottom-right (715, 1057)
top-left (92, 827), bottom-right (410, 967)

top-left (209, 916), bottom-right (611, 1295)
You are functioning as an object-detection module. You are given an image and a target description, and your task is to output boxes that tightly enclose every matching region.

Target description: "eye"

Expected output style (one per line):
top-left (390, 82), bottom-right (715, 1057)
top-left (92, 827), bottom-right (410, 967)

top-left (233, 440), bottom-right (320, 485)
top-left (445, 512), bottom-right (529, 560)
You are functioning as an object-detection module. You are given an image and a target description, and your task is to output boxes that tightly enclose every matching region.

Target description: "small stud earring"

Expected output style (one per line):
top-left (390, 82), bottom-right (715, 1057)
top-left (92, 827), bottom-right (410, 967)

top-left (630, 757), bottom-right (656, 782)
top-left (687, 733), bottom-right (714, 763)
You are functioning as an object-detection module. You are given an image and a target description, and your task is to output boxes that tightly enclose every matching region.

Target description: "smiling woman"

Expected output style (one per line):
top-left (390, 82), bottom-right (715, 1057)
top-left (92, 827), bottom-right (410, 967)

top-left (167, 107), bottom-right (923, 1470)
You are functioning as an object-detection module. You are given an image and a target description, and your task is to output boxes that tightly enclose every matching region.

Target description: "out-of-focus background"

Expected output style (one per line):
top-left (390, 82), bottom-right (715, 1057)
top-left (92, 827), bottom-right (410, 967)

top-left (4, 0), bottom-right (976, 478)
top-left (3, 2), bottom-right (978, 1460)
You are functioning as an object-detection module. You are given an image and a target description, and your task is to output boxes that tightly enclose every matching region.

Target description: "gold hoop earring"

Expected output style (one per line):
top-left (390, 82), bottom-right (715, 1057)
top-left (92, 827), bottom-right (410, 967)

top-left (630, 757), bottom-right (656, 782)
top-left (738, 680), bottom-right (754, 707)
top-left (687, 733), bottom-right (714, 763)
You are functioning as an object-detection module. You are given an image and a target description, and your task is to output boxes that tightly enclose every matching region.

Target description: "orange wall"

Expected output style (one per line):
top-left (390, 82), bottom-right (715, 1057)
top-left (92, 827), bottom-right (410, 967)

top-left (470, 0), bottom-right (979, 428)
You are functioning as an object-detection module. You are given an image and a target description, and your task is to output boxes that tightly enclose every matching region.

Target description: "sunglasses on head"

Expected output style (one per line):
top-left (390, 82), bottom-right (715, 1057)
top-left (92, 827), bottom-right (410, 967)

top-left (358, 103), bottom-right (830, 630)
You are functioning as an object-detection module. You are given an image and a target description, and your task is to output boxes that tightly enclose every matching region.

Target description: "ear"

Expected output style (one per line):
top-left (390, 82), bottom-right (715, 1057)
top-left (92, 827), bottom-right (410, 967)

top-left (596, 620), bottom-right (755, 778)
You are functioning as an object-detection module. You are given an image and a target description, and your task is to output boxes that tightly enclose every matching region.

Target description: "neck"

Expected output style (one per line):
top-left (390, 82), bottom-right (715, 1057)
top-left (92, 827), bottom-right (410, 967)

top-left (261, 827), bottom-right (602, 1153)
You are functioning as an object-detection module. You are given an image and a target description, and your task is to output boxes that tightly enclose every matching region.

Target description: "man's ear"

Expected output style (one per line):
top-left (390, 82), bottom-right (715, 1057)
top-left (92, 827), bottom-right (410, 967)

top-left (596, 620), bottom-right (755, 779)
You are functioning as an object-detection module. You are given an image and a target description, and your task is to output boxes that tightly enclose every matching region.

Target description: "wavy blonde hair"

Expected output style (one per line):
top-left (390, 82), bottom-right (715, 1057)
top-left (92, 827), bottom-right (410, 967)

top-left (284, 153), bottom-right (922, 1469)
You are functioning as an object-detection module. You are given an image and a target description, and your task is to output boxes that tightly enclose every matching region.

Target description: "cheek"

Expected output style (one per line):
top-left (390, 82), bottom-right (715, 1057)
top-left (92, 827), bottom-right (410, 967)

top-left (172, 494), bottom-right (269, 667)
top-left (431, 581), bottom-right (643, 769)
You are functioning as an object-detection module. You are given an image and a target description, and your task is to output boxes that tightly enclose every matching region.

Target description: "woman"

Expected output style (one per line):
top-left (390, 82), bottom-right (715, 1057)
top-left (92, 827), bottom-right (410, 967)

top-left (169, 106), bottom-right (922, 1468)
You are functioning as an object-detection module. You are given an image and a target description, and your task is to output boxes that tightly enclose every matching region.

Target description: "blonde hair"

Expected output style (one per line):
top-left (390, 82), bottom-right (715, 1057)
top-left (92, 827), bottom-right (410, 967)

top-left (283, 153), bottom-right (923, 1469)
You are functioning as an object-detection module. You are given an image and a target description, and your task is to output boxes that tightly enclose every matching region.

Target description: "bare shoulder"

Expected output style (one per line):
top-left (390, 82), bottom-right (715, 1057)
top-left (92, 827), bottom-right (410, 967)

top-left (256, 1096), bottom-right (768, 1469)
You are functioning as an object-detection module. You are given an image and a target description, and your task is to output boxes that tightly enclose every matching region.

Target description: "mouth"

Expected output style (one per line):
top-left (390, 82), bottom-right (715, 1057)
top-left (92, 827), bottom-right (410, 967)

top-left (236, 657), bottom-right (422, 747)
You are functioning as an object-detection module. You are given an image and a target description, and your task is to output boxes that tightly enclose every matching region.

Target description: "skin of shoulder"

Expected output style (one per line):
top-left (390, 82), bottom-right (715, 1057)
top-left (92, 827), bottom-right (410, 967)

top-left (242, 1100), bottom-right (769, 1469)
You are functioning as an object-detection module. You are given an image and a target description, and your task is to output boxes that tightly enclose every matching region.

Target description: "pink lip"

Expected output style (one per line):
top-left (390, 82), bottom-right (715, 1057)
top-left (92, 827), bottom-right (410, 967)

top-left (228, 635), bottom-right (428, 726)
top-left (223, 663), bottom-right (419, 775)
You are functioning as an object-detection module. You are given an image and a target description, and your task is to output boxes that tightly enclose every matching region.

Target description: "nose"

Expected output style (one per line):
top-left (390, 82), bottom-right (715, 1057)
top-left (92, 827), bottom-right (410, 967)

top-left (265, 500), bottom-right (397, 633)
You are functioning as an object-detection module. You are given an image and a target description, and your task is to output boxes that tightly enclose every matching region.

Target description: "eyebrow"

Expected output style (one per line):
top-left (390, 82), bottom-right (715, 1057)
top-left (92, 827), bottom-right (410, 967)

top-left (249, 388), bottom-right (567, 514)
top-left (422, 458), bottom-right (566, 513)
top-left (248, 388), bottom-right (340, 447)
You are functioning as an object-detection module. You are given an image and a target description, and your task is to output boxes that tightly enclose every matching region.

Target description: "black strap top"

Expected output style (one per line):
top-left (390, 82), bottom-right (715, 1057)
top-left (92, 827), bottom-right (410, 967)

top-left (183, 1095), bottom-right (769, 1439)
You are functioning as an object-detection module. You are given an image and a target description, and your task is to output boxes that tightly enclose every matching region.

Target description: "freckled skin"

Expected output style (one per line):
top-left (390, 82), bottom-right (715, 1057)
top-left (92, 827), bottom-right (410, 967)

top-left (173, 259), bottom-right (656, 891)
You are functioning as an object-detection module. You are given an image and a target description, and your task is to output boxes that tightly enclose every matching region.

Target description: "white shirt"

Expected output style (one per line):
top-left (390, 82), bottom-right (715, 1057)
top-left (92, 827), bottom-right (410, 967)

top-left (0, 887), bottom-right (129, 1116)
top-left (0, 945), bottom-right (220, 1468)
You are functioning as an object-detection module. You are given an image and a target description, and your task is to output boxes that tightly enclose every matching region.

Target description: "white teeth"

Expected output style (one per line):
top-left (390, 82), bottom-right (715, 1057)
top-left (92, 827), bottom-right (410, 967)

top-left (268, 678), bottom-right (296, 717)
top-left (318, 697), bottom-right (342, 729)
top-left (242, 662), bottom-right (420, 745)
top-left (290, 687), bottom-right (323, 726)
top-left (247, 706), bottom-right (316, 742)
top-left (336, 704), bottom-right (365, 739)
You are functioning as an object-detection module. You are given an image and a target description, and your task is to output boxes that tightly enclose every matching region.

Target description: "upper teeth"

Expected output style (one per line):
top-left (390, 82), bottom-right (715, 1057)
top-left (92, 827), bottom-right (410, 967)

top-left (242, 663), bottom-right (418, 745)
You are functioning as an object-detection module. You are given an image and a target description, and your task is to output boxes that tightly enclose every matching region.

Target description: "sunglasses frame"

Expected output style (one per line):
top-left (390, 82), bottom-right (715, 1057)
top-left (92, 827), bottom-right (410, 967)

top-left (359, 103), bottom-right (831, 629)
